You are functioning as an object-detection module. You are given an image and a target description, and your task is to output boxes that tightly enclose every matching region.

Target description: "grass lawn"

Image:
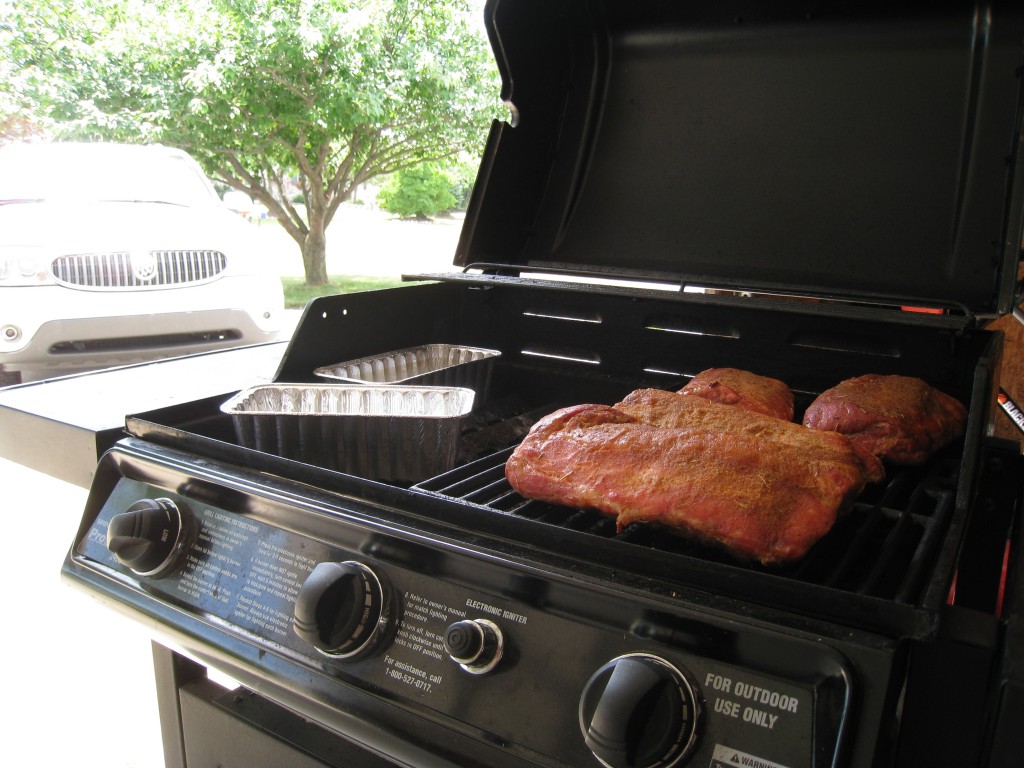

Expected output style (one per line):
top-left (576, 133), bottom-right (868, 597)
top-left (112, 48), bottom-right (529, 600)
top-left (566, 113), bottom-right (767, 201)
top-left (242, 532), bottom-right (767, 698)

top-left (281, 275), bottom-right (408, 308)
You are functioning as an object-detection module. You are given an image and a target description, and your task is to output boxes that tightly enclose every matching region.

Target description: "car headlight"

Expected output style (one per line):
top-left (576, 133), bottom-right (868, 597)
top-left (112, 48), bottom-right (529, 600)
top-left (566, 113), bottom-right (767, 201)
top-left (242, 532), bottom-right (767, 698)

top-left (0, 247), bottom-right (56, 285)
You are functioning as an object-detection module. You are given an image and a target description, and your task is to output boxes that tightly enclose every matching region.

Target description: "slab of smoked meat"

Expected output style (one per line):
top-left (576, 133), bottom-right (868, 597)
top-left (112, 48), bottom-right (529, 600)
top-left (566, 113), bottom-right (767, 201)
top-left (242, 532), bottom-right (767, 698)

top-left (505, 390), bottom-right (868, 565)
top-left (679, 367), bottom-right (795, 421)
top-left (803, 374), bottom-right (967, 471)
top-left (622, 386), bottom-right (884, 483)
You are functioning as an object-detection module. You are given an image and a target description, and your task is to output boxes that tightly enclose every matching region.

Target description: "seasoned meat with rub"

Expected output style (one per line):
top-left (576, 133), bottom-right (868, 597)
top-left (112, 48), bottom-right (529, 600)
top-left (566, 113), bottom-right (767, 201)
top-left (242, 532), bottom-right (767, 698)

top-left (679, 367), bottom-right (794, 421)
top-left (619, 387), bottom-right (884, 485)
top-left (803, 374), bottom-right (967, 469)
top-left (505, 390), bottom-right (868, 565)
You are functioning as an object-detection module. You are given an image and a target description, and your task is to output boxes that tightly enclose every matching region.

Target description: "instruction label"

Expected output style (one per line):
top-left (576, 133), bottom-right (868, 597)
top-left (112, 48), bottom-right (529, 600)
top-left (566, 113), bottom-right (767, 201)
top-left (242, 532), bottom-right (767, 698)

top-left (710, 744), bottom-right (791, 768)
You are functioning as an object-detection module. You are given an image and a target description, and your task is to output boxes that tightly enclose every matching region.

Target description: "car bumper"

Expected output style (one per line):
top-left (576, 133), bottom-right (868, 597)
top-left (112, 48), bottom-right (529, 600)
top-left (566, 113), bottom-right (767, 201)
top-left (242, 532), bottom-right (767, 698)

top-left (1, 281), bottom-right (284, 375)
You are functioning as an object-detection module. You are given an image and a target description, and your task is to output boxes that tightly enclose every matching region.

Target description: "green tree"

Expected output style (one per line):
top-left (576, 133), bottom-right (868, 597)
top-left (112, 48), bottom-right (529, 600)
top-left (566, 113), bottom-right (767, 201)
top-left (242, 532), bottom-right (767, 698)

top-left (378, 162), bottom-right (456, 219)
top-left (4, 0), bottom-right (500, 284)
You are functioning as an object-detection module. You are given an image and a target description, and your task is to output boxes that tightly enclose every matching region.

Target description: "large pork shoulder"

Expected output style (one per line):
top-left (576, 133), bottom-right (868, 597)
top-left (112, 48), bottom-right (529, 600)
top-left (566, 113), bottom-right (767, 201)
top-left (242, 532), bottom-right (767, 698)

top-left (505, 389), bottom-right (868, 565)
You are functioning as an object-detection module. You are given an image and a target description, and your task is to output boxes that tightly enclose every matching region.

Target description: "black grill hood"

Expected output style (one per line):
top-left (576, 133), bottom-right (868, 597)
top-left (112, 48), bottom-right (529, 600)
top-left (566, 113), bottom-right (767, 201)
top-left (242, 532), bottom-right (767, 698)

top-left (456, 0), bottom-right (1024, 316)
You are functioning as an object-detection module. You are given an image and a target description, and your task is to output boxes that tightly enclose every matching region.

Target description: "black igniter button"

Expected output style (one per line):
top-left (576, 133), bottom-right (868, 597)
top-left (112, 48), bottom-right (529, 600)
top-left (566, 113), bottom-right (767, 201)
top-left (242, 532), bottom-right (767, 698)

top-left (443, 619), bottom-right (503, 674)
top-left (444, 620), bottom-right (485, 663)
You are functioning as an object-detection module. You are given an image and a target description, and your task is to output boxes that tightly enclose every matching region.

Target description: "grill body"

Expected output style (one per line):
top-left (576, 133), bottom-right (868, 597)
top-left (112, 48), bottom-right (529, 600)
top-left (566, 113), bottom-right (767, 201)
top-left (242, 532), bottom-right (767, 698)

top-left (62, 280), bottom-right (1024, 768)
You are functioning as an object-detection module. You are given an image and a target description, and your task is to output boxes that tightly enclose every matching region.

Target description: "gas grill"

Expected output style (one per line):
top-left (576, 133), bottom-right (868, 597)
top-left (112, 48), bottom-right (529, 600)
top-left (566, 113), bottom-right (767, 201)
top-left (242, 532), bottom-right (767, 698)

top-left (61, 2), bottom-right (1024, 767)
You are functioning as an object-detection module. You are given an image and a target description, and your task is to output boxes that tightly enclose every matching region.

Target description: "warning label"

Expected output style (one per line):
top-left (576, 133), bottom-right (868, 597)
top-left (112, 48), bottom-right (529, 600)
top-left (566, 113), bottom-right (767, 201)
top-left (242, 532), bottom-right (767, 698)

top-left (710, 744), bottom-right (791, 768)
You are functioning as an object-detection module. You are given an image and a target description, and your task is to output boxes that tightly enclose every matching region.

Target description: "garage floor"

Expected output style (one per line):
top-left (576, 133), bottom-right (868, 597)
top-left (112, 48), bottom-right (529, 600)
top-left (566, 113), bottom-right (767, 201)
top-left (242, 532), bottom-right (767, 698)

top-left (3, 457), bottom-right (165, 767)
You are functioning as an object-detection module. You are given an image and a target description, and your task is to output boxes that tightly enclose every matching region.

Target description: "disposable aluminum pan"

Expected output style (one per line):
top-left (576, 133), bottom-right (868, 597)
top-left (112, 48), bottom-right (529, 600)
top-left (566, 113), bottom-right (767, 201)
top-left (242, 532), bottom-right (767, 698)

top-left (314, 344), bottom-right (500, 398)
top-left (220, 384), bottom-right (475, 483)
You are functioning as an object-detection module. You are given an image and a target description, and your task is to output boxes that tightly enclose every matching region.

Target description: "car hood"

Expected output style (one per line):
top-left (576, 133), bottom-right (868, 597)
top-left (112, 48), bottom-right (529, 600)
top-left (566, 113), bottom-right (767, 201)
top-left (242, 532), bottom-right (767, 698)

top-left (0, 200), bottom-right (260, 255)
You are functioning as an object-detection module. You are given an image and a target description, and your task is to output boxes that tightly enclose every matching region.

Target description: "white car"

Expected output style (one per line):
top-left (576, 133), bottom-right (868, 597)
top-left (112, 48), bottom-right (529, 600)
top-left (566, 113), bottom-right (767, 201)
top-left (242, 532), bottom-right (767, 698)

top-left (0, 142), bottom-right (285, 384)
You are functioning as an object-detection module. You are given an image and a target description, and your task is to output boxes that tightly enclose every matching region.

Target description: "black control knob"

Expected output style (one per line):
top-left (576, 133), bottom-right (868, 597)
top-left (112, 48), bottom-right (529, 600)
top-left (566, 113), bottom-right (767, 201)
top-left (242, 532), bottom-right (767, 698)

top-left (106, 498), bottom-right (193, 578)
top-left (293, 561), bottom-right (391, 659)
top-left (443, 619), bottom-right (504, 674)
top-left (579, 654), bottom-right (700, 768)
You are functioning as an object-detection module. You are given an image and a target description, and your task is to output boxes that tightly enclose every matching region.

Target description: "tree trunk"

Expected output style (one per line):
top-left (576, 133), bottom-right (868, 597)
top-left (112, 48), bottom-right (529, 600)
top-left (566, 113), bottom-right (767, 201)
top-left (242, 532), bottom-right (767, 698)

top-left (301, 214), bottom-right (329, 285)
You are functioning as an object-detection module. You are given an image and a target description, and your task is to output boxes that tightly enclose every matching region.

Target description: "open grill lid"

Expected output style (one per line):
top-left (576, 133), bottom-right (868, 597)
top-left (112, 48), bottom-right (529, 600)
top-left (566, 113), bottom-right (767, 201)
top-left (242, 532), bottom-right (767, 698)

top-left (456, 0), bottom-right (1024, 317)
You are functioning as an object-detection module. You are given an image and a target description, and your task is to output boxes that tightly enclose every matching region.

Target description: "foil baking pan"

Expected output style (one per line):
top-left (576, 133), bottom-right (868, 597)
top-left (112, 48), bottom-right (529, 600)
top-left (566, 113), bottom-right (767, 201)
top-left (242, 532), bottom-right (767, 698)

top-left (314, 344), bottom-right (500, 398)
top-left (221, 384), bottom-right (475, 483)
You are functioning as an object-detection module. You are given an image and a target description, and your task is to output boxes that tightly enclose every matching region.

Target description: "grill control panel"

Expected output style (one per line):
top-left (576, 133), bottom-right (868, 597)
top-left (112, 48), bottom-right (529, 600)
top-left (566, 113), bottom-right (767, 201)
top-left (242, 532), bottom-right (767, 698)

top-left (70, 451), bottom-right (854, 768)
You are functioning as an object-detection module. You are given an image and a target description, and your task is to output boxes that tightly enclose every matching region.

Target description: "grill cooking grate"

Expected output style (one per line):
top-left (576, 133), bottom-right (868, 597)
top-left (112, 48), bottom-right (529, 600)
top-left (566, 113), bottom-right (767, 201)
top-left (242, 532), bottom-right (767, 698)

top-left (415, 446), bottom-right (959, 605)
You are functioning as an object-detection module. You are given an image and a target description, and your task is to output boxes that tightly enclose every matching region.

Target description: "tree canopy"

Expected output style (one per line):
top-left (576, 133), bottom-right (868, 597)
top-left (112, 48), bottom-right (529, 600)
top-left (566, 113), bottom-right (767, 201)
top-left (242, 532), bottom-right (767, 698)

top-left (3, 0), bottom-right (501, 283)
top-left (378, 162), bottom-right (457, 219)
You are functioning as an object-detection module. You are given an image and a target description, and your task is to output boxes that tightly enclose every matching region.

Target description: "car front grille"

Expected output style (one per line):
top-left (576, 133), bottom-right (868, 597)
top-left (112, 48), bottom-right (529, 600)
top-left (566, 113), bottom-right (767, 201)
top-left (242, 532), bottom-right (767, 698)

top-left (51, 250), bottom-right (228, 289)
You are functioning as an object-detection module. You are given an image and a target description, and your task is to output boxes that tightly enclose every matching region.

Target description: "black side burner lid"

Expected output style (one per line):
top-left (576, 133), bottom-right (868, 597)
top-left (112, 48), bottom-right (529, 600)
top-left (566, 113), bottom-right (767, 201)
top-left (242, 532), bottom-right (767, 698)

top-left (456, 0), bottom-right (1024, 315)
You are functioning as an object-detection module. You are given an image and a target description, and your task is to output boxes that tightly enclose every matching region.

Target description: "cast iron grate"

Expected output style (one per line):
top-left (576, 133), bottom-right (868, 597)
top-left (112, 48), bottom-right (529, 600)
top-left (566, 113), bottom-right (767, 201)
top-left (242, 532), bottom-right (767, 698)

top-left (414, 446), bottom-right (960, 606)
